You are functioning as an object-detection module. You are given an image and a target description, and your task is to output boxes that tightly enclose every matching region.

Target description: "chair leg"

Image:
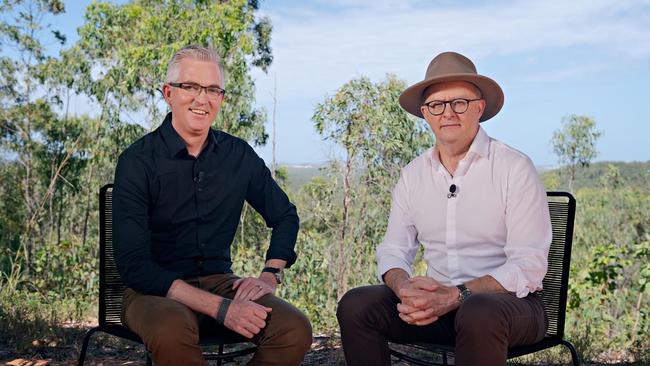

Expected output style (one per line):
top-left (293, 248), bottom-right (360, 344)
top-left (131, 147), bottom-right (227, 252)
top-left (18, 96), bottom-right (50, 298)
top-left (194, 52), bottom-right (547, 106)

top-left (217, 343), bottom-right (224, 366)
top-left (560, 339), bottom-right (580, 366)
top-left (77, 327), bottom-right (100, 366)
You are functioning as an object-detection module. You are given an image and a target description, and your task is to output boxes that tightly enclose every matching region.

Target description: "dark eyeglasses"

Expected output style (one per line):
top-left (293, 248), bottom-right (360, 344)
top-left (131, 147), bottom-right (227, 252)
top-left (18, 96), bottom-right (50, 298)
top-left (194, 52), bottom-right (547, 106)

top-left (423, 98), bottom-right (481, 115)
top-left (168, 82), bottom-right (226, 99)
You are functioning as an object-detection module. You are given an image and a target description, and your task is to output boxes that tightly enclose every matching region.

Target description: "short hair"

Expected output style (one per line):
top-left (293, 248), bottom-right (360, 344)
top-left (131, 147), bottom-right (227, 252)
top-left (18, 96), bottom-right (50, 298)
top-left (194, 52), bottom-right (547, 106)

top-left (166, 45), bottom-right (224, 85)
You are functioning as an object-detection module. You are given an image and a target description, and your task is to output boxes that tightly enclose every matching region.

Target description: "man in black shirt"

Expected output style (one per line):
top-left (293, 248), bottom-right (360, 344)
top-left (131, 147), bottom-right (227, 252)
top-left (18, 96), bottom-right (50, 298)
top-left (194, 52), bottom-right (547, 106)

top-left (113, 45), bottom-right (312, 366)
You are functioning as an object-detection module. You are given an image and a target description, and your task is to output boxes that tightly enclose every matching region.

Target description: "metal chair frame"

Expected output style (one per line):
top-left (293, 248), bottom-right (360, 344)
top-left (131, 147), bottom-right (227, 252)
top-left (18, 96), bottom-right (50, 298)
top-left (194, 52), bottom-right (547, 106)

top-left (77, 184), bottom-right (257, 365)
top-left (389, 191), bottom-right (580, 366)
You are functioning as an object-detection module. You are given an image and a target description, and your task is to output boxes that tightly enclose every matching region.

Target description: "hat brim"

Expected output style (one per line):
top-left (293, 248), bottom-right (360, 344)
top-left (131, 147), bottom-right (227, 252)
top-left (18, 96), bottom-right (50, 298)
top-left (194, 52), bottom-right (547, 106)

top-left (398, 74), bottom-right (504, 122)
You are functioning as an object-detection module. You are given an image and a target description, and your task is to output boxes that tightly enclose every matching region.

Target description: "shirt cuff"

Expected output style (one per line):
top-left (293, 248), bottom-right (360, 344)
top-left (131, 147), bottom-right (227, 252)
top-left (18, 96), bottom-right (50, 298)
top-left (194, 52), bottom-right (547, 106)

top-left (488, 263), bottom-right (534, 298)
top-left (377, 257), bottom-right (413, 284)
top-left (158, 271), bottom-right (184, 297)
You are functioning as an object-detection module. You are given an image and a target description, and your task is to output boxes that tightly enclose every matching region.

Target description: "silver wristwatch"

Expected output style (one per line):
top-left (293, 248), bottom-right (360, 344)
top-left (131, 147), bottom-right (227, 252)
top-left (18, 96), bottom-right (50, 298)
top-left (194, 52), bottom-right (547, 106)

top-left (262, 267), bottom-right (284, 284)
top-left (456, 283), bottom-right (472, 303)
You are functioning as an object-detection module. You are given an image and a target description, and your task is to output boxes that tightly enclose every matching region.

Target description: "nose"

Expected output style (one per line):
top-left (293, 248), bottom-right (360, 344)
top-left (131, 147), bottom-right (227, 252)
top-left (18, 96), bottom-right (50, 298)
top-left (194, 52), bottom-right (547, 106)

top-left (442, 101), bottom-right (457, 118)
top-left (194, 87), bottom-right (209, 103)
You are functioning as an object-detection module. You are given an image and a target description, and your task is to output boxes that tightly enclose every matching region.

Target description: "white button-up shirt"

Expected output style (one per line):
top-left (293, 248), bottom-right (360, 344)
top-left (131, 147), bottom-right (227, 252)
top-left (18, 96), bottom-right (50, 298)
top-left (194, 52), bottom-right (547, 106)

top-left (377, 127), bottom-right (552, 298)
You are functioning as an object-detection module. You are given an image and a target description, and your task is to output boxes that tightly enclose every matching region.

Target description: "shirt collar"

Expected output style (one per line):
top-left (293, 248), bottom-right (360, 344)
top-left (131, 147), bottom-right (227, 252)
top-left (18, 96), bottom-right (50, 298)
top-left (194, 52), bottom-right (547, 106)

top-left (467, 126), bottom-right (490, 160)
top-left (160, 112), bottom-right (219, 158)
top-left (428, 126), bottom-right (491, 169)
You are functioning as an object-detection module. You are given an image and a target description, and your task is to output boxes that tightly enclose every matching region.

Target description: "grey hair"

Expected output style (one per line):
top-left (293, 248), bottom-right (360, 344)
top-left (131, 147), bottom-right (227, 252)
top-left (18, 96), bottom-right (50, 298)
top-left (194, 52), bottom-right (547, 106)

top-left (166, 45), bottom-right (225, 85)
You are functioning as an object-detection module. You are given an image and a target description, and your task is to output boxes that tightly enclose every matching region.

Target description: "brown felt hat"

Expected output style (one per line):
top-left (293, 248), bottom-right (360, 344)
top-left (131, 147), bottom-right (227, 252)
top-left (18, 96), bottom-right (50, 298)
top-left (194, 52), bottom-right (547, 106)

top-left (399, 51), bottom-right (504, 122)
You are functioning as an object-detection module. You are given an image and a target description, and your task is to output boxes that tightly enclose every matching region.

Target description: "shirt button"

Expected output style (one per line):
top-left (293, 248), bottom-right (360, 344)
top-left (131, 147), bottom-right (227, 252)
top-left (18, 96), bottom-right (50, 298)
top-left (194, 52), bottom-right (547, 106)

top-left (198, 260), bottom-right (203, 266)
top-left (198, 188), bottom-right (203, 192)
top-left (200, 242), bottom-right (206, 248)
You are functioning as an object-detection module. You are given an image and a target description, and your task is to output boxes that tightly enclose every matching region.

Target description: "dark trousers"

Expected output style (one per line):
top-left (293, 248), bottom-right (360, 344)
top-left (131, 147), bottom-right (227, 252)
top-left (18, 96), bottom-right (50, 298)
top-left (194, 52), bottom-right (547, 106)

top-left (337, 285), bottom-right (547, 366)
top-left (122, 273), bottom-right (312, 366)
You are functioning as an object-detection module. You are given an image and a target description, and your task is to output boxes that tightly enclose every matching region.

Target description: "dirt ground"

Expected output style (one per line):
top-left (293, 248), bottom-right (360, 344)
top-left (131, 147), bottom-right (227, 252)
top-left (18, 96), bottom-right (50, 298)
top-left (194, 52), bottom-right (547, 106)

top-left (1, 332), bottom-right (645, 366)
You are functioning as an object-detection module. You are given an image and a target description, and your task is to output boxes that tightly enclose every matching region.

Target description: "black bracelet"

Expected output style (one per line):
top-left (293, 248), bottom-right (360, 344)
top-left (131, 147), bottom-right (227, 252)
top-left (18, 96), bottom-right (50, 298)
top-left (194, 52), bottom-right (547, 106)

top-left (215, 298), bottom-right (231, 324)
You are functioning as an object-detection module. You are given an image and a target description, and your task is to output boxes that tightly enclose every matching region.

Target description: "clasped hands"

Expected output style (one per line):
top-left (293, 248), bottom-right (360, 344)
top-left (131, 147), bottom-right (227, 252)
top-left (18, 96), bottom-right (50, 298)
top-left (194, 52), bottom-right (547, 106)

top-left (221, 275), bottom-right (277, 339)
top-left (397, 276), bottom-right (459, 326)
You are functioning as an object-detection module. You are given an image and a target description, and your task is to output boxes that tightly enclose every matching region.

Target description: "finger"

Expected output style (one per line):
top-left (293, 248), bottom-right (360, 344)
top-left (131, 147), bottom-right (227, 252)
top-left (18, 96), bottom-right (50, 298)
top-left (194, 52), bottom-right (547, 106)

top-left (235, 281), bottom-right (258, 300)
top-left (245, 322), bottom-right (261, 335)
top-left (250, 316), bottom-right (267, 329)
top-left (398, 312), bottom-right (414, 323)
top-left (405, 308), bottom-right (436, 322)
top-left (232, 278), bottom-right (243, 289)
top-left (396, 303), bottom-right (419, 314)
top-left (250, 286), bottom-right (274, 301)
top-left (412, 281), bottom-right (439, 292)
top-left (236, 326), bottom-right (254, 339)
top-left (252, 305), bottom-right (272, 318)
top-left (247, 284), bottom-right (267, 300)
top-left (413, 316), bottom-right (438, 326)
top-left (400, 288), bottom-right (430, 298)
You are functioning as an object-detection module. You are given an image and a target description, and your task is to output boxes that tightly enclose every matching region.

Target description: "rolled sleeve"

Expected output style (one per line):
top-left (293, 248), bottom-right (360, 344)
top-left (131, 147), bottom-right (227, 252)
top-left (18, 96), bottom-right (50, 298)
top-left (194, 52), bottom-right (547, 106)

top-left (488, 157), bottom-right (552, 297)
top-left (113, 153), bottom-right (182, 296)
top-left (376, 172), bottom-right (420, 282)
top-left (244, 145), bottom-right (299, 267)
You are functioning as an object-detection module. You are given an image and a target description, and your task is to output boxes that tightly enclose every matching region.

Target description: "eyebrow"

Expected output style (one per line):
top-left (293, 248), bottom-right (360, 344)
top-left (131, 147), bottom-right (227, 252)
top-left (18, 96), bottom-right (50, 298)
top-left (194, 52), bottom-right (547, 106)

top-left (179, 81), bottom-right (223, 88)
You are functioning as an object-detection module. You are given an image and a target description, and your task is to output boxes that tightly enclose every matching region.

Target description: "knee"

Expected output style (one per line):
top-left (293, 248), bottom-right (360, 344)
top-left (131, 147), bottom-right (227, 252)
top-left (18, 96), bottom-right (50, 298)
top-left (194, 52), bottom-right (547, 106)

top-left (288, 310), bottom-right (313, 352)
top-left (145, 305), bottom-right (199, 348)
top-left (266, 303), bottom-right (313, 354)
top-left (337, 286), bottom-right (390, 328)
top-left (455, 294), bottom-right (508, 336)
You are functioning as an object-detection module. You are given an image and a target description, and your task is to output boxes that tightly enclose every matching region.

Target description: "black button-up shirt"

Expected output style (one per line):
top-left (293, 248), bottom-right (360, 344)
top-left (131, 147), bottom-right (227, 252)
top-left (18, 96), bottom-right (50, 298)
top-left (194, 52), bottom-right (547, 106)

top-left (113, 113), bottom-right (299, 296)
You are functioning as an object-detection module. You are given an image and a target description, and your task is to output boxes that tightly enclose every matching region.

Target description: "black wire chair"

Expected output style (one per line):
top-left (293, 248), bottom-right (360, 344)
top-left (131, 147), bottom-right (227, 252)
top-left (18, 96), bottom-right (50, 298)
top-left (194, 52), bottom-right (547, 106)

top-left (389, 191), bottom-right (579, 366)
top-left (77, 184), bottom-right (257, 366)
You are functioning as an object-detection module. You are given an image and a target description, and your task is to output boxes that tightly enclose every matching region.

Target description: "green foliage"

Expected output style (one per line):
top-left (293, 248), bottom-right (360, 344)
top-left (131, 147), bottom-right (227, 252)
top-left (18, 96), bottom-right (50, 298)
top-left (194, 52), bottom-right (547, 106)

top-left (74, 0), bottom-right (271, 144)
top-left (564, 183), bottom-right (650, 360)
top-left (551, 114), bottom-right (602, 191)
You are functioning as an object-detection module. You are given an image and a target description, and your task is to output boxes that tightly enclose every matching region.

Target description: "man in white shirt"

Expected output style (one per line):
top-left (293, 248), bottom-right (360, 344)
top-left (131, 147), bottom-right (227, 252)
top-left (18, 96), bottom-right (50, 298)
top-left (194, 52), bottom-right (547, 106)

top-left (336, 52), bottom-right (552, 366)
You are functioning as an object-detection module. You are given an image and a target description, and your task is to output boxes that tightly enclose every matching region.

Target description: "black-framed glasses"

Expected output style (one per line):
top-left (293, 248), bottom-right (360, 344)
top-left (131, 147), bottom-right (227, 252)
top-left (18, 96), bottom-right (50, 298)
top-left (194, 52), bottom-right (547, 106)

top-left (168, 82), bottom-right (226, 99)
top-left (423, 98), bottom-right (482, 116)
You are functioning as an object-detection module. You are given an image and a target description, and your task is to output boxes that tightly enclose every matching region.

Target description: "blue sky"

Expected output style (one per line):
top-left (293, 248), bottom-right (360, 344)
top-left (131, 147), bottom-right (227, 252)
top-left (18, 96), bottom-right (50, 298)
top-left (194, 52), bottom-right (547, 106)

top-left (15, 0), bottom-right (650, 166)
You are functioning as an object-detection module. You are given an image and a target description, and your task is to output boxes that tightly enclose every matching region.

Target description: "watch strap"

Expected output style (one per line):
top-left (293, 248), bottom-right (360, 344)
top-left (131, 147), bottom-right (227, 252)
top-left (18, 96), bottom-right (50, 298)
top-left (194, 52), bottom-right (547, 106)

top-left (456, 283), bottom-right (472, 303)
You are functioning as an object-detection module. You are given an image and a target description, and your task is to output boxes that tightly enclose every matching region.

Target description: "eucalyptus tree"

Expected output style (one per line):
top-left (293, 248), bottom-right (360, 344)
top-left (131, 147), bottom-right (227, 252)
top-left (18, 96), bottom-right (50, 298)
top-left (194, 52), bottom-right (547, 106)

top-left (312, 74), bottom-right (432, 298)
top-left (552, 114), bottom-right (602, 191)
top-left (0, 0), bottom-right (67, 270)
top-left (74, 0), bottom-right (272, 144)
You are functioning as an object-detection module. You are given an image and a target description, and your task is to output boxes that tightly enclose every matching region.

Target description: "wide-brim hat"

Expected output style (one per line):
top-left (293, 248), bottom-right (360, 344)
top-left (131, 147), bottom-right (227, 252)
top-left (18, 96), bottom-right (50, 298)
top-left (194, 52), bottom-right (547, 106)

top-left (399, 51), bottom-right (504, 122)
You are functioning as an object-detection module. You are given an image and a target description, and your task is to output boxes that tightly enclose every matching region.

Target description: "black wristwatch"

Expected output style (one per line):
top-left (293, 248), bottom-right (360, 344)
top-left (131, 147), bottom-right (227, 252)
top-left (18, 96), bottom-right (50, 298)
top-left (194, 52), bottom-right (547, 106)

top-left (456, 283), bottom-right (472, 303)
top-left (262, 267), bottom-right (284, 284)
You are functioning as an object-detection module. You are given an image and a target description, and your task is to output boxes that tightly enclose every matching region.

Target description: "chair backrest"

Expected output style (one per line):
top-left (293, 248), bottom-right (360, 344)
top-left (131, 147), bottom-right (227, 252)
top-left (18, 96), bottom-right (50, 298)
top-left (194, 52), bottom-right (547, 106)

top-left (99, 183), bottom-right (123, 327)
top-left (540, 192), bottom-right (576, 339)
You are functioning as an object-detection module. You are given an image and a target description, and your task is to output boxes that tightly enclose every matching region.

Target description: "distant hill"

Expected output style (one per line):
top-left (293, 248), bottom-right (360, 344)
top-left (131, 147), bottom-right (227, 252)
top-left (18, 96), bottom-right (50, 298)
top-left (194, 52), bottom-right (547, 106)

top-left (283, 164), bottom-right (327, 192)
top-left (542, 160), bottom-right (650, 193)
top-left (281, 160), bottom-right (650, 193)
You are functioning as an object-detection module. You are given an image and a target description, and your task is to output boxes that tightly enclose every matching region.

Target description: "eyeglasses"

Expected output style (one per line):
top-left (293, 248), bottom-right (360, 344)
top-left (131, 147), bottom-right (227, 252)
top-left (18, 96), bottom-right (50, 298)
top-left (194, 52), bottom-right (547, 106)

top-left (423, 98), bottom-right (482, 116)
top-left (168, 82), bottom-right (226, 99)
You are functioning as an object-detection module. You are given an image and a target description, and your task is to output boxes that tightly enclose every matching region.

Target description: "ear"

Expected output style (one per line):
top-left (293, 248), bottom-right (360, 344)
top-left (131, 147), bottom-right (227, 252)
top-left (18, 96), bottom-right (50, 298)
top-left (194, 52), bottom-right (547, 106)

top-left (476, 99), bottom-right (486, 119)
top-left (420, 105), bottom-right (428, 116)
top-left (161, 84), bottom-right (172, 105)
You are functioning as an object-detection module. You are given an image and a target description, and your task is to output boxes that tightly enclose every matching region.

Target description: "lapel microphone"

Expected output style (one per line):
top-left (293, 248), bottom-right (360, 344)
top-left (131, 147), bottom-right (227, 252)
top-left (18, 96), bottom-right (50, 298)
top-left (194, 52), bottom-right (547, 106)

top-left (447, 184), bottom-right (457, 198)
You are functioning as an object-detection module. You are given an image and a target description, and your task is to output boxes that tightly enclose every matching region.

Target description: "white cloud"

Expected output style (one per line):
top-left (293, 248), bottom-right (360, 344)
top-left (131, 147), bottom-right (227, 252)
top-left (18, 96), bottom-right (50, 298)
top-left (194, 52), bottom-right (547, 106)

top-left (254, 0), bottom-right (650, 100)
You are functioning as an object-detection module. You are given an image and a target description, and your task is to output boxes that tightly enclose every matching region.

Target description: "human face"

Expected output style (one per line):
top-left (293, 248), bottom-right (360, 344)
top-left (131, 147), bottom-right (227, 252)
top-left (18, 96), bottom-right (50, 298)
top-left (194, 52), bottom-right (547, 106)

top-left (420, 81), bottom-right (485, 149)
top-left (162, 58), bottom-right (224, 137)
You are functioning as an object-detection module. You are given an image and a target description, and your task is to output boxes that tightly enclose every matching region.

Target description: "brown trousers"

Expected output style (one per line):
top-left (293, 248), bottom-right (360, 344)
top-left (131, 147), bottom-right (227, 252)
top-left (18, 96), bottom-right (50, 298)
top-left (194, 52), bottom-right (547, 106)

top-left (122, 273), bottom-right (312, 366)
top-left (337, 285), bottom-right (547, 366)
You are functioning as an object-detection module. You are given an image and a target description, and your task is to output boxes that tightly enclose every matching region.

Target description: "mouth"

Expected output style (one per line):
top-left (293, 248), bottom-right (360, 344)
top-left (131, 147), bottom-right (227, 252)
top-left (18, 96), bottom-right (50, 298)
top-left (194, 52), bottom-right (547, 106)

top-left (440, 123), bottom-right (461, 128)
top-left (189, 108), bottom-right (209, 116)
